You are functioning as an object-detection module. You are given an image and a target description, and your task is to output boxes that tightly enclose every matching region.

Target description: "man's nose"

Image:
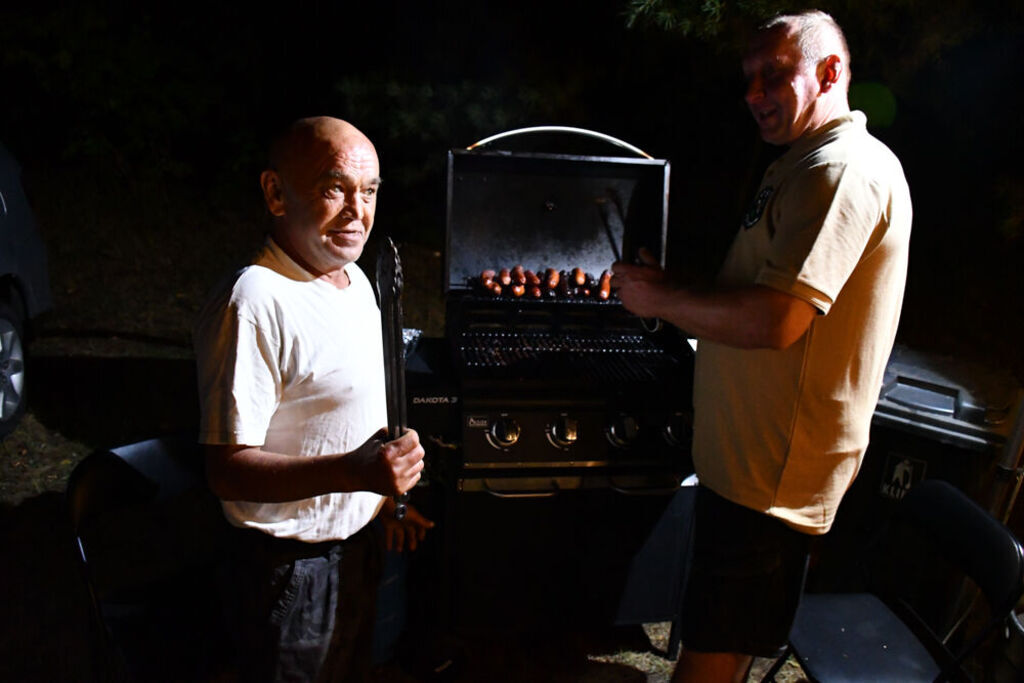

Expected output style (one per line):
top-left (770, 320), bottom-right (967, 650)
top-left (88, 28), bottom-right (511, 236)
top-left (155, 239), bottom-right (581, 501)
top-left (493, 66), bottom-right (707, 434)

top-left (342, 192), bottom-right (364, 219)
top-left (745, 76), bottom-right (764, 104)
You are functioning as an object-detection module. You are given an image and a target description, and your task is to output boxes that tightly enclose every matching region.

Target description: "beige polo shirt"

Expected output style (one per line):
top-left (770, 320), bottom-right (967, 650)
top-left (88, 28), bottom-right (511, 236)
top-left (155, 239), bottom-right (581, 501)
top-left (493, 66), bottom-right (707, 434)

top-left (692, 111), bottom-right (912, 534)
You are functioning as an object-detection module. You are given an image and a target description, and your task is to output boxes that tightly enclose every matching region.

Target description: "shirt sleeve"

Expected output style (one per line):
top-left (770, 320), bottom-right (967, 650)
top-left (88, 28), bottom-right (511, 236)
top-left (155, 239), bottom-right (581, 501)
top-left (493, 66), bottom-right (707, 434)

top-left (756, 161), bottom-right (884, 315)
top-left (195, 298), bottom-right (282, 446)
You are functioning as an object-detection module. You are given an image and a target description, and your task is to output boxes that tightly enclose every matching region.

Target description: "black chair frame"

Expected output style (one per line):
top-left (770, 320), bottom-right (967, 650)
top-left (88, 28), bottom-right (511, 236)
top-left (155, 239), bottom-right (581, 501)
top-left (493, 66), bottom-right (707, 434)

top-left (762, 478), bottom-right (1024, 682)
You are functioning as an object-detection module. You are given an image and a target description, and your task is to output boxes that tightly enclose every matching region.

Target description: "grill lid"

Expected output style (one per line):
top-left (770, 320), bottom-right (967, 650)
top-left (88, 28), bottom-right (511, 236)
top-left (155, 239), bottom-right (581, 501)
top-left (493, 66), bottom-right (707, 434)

top-left (874, 344), bottom-right (1024, 449)
top-left (445, 129), bottom-right (670, 293)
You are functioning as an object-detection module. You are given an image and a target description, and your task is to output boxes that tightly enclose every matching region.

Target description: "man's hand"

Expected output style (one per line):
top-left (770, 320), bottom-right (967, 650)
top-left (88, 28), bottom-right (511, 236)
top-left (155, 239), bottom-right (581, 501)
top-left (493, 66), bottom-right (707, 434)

top-left (379, 499), bottom-right (434, 552)
top-left (611, 249), bottom-right (818, 349)
top-left (205, 430), bottom-right (426, 503)
top-left (611, 248), bottom-right (672, 319)
top-left (350, 428), bottom-right (426, 497)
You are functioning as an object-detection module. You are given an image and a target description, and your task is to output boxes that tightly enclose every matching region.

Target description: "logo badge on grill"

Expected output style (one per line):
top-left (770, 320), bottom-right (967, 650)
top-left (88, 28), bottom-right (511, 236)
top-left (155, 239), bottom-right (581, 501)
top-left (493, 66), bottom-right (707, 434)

top-left (413, 395), bottom-right (458, 405)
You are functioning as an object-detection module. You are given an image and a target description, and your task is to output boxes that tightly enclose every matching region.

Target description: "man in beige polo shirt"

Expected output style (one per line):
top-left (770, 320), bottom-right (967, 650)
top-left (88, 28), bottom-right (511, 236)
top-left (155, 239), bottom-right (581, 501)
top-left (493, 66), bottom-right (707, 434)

top-left (612, 10), bottom-right (912, 682)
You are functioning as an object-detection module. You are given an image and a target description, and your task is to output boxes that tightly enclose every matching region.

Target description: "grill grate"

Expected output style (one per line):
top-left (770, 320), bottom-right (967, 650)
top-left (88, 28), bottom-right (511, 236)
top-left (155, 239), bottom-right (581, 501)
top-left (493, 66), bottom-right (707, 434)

top-left (456, 330), bottom-right (676, 384)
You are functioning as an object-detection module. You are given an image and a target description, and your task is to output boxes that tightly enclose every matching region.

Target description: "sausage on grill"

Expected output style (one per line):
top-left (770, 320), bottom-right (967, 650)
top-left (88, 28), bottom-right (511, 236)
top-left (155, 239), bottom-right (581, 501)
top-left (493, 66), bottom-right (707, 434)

top-left (557, 275), bottom-right (571, 298)
top-left (598, 270), bottom-right (612, 300)
top-left (544, 268), bottom-right (560, 290)
top-left (478, 265), bottom-right (615, 300)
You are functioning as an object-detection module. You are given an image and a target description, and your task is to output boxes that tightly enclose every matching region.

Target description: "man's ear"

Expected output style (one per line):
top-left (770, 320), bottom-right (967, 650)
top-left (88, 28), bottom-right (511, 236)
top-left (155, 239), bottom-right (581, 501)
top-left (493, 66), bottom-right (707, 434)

top-left (819, 54), bottom-right (843, 93)
top-left (260, 170), bottom-right (286, 217)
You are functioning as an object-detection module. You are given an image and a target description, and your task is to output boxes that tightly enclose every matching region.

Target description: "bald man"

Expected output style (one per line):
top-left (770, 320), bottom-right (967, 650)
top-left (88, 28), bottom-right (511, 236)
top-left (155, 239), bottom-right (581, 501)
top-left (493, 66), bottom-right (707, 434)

top-left (612, 11), bottom-right (911, 682)
top-left (194, 117), bottom-right (431, 682)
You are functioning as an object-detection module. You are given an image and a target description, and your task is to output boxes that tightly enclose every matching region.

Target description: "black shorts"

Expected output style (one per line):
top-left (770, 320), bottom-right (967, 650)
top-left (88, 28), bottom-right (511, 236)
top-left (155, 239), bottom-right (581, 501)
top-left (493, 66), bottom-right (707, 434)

top-left (679, 486), bottom-right (811, 658)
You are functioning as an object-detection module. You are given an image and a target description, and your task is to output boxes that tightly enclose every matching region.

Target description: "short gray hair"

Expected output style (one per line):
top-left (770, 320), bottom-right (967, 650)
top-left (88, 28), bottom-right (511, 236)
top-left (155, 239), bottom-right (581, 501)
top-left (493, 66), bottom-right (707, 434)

top-left (760, 10), bottom-right (851, 81)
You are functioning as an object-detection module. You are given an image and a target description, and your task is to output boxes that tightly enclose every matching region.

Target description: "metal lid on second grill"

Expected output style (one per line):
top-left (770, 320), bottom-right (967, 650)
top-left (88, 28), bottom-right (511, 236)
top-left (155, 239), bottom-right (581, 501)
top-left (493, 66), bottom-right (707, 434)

top-left (874, 343), bottom-right (1024, 448)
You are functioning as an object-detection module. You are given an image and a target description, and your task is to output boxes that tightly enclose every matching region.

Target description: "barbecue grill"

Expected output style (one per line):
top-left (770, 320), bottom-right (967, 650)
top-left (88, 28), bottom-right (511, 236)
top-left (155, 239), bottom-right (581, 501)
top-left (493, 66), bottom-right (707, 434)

top-left (407, 128), bottom-right (696, 637)
top-left (443, 127), bottom-right (694, 477)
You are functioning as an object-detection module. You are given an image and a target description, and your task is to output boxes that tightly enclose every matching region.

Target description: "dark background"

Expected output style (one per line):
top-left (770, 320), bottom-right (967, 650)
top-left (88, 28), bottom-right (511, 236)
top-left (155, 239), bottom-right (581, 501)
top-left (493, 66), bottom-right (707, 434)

top-left (2, 0), bottom-right (1023, 376)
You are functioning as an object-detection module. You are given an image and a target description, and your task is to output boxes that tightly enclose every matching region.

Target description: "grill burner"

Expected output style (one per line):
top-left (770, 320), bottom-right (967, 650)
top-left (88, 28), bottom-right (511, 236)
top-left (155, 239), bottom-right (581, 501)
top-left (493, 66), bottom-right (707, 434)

top-left (449, 298), bottom-right (694, 470)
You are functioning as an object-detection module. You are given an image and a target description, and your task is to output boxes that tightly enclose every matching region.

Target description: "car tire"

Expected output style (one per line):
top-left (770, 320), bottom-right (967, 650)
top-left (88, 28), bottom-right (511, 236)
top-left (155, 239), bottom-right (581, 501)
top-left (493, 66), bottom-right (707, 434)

top-left (0, 298), bottom-right (27, 438)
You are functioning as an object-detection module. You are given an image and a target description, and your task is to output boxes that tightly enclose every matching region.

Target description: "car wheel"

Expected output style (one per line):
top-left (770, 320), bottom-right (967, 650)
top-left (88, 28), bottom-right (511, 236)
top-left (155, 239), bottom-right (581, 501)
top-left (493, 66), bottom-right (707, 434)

top-left (0, 299), bottom-right (27, 438)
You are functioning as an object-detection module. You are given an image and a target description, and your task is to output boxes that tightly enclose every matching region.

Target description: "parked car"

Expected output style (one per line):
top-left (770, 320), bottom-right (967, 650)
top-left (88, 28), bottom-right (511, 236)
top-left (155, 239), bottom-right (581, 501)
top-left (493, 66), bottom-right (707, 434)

top-left (0, 142), bottom-right (52, 437)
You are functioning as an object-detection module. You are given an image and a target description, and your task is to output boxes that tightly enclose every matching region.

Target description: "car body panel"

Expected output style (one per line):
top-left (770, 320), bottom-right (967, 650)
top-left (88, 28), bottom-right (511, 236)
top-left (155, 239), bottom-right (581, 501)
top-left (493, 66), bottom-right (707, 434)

top-left (0, 141), bottom-right (52, 319)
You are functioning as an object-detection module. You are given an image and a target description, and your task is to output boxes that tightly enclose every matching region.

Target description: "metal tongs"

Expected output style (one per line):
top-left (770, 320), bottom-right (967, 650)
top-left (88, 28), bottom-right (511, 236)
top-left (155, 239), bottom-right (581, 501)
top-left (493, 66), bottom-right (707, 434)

top-left (597, 190), bottom-right (663, 333)
top-left (376, 236), bottom-right (409, 520)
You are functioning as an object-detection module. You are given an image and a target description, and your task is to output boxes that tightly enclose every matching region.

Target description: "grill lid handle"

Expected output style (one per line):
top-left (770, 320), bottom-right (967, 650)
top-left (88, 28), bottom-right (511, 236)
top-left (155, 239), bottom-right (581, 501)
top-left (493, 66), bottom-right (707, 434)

top-left (466, 126), bottom-right (653, 159)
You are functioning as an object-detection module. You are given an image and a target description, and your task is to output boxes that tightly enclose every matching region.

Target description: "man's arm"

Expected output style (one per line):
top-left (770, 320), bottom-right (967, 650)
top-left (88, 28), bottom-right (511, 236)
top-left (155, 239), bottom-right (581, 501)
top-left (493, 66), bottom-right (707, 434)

top-left (205, 429), bottom-right (424, 502)
top-left (612, 262), bottom-right (817, 350)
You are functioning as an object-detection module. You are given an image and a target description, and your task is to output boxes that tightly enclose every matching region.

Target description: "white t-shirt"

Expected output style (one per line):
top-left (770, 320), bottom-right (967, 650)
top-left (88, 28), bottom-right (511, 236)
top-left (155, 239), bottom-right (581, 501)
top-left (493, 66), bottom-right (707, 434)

top-left (692, 112), bottom-right (913, 534)
top-left (194, 238), bottom-right (386, 541)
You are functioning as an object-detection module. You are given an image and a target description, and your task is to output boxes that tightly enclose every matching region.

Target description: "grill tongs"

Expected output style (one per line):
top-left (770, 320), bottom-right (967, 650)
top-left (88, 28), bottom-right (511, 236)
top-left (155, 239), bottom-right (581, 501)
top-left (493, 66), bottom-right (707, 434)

top-left (376, 236), bottom-right (410, 520)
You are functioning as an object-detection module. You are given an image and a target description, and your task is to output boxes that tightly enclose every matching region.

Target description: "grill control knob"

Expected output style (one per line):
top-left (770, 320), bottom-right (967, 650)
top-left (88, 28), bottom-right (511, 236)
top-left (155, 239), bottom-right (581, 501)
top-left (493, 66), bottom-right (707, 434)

top-left (606, 414), bottom-right (639, 448)
top-left (487, 416), bottom-right (521, 449)
top-left (663, 410), bottom-right (694, 448)
top-left (547, 415), bottom-right (579, 449)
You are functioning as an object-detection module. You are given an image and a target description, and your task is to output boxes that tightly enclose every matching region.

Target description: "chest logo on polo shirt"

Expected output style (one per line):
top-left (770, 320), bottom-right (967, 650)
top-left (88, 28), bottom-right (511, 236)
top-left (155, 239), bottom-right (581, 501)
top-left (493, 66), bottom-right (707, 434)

top-left (742, 186), bottom-right (774, 230)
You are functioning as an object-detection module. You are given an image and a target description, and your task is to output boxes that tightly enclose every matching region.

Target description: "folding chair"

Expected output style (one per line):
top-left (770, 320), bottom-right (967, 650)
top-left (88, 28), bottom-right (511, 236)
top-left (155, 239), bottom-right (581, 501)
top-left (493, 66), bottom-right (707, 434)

top-left (66, 434), bottom-right (231, 681)
top-left (761, 478), bottom-right (1024, 682)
